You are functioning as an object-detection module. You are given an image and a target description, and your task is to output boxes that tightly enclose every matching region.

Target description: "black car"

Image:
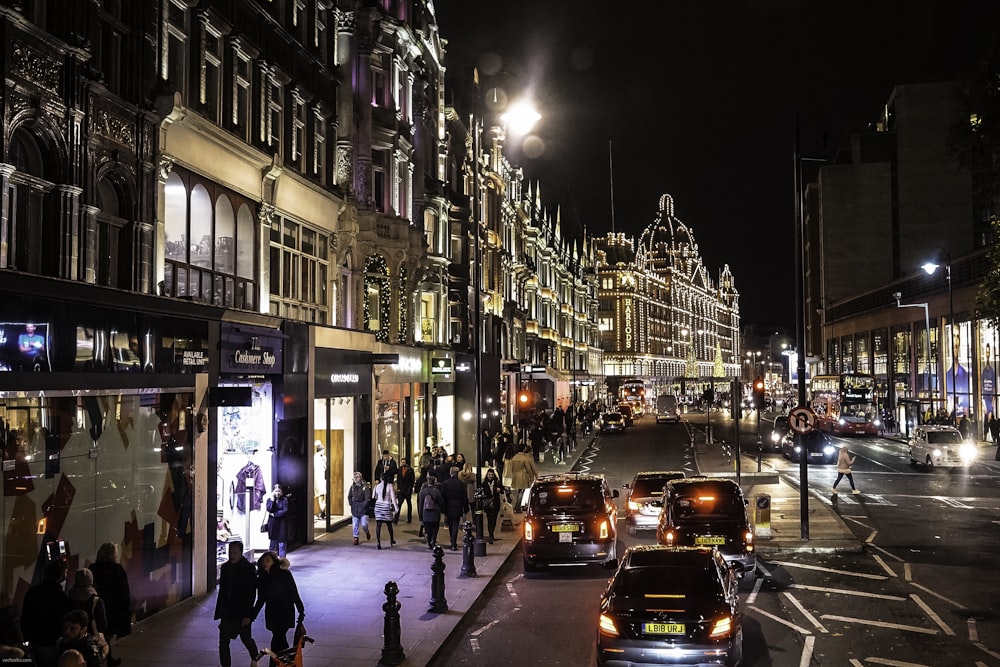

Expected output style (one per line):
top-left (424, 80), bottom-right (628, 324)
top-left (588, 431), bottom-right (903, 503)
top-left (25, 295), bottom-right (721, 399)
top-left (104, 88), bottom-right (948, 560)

top-left (623, 470), bottom-right (687, 536)
top-left (600, 412), bottom-right (626, 433)
top-left (766, 415), bottom-right (789, 451)
top-left (597, 545), bottom-right (743, 667)
top-left (522, 473), bottom-right (620, 572)
top-left (656, 477), bottom-right (756, 580)
top-left (780, 428), bottom-right (837, 464)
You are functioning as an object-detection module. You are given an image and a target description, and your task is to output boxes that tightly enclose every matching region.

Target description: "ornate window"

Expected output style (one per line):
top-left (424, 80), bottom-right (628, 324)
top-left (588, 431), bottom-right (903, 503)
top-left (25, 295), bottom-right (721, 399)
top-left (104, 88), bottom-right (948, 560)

top-left (4, 127), bottom-right (56, 276)
top-left (268, 215), bottom-right (329, 323)
top-left (94, 0), bottom-right (129, 96)
top-left (199, 17), bottom-right (225, 123)
top-left (314, 1), bottom-right (330, 64)
top-left (231, 43), bottom-right (253, 140)
top-left (312, 106), bottom-right (327, 183)
top-left (290, 89), bottom-right (307, 167)
top-left (162, 169), bottom-right (256, 309)
top-left (162, 0), bottom-right (189, 96)
top-left (372, 148), bottom-right (388, 213)
top-left (371, 51), bottom-right (388, 108)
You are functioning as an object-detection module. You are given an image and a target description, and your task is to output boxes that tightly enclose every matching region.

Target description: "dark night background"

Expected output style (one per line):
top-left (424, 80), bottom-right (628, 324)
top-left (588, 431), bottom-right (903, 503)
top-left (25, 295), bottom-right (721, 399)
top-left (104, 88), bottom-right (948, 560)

top-left (436, 0), bottom-right (1000, 329)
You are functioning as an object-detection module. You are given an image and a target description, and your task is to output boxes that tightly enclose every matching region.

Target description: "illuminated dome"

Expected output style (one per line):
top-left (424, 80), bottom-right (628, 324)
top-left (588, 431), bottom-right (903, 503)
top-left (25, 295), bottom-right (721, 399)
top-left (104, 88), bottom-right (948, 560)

top-left (637, 194), bottom-right (709, 288)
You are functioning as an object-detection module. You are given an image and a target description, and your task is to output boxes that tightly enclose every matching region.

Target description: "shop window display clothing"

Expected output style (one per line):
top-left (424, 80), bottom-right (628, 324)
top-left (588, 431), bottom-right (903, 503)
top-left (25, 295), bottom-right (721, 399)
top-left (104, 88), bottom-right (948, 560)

top-left (232, 462), bottom-right (266, 512)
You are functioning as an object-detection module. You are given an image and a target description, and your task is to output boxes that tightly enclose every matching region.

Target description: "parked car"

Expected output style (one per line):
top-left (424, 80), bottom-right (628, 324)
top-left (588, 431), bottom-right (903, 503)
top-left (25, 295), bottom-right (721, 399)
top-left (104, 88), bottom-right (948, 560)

top-left (656, 477), bottom-right (756, 580)
top-left (781, 428), bottom-right (837, 464)
top-left (617, 404), bottom-right (634, 426)
top-left (522, 473), bottom-right (620, 572)
top-left (908, 425), bottom-right (977, 468)
top-left (597, 545), bottom-right (743, 667)
top-left (622, 470), bottom-right (687, 536)
top-left (600, 412), bottom-right (626, 433)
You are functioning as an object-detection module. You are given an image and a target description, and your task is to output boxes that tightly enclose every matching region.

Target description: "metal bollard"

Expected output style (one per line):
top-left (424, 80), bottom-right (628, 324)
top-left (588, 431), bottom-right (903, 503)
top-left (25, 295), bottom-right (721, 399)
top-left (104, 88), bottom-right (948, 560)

top-left (428, 545), bottom-right (448, 613)
top-left (377, 580), bottom-right (405, 666)
top-left (460, 521), bottom-right (477, 577)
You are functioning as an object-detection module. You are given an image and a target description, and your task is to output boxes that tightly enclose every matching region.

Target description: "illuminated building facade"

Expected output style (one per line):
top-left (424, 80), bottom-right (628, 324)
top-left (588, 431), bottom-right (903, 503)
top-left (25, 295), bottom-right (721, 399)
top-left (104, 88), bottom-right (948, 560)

top-left (596, 194), bottom-right (741, 399)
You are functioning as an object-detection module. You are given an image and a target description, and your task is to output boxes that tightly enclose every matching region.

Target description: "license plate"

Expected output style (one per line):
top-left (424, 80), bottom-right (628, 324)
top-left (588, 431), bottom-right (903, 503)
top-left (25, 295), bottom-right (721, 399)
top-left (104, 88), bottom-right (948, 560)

top-left (559, 531), bottom-right (573, 543)
top-left (695, 535), bottom-right (726, 545)
top-left (643, 622), bottom-right (685, 635)
top-left (552, 524), bottom-right (578, 533)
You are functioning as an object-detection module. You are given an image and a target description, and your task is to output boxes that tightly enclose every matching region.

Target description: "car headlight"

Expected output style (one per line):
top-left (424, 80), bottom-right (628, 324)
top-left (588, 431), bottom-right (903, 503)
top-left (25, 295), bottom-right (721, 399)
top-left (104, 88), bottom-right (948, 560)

top-left (838, 418), bottom-right (846, 425)
top-left (932, 448), bottom-right (942, 458)
top-left (823, 446), bottom-right (835, 455)
top-left (794, 445), bottom-right (802, 453)
top-left (771, 432), bottom-right (780, 443)
top-left (960, 442), bottom-right (977, 464)
top-left (873, 419), bottom-right (881, 426)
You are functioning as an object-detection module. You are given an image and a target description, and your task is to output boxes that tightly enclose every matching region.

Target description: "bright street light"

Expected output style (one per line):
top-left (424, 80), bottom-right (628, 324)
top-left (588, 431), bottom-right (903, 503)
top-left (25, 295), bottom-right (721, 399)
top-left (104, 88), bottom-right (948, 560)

top-left (500, 100), bottom-right (541, 135)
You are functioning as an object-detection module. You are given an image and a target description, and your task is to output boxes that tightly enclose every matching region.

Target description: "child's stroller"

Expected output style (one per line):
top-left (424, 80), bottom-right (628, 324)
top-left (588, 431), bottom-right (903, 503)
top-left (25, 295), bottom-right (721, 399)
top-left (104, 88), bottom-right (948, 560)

top-left (262, 622), bottom-right (313, 667)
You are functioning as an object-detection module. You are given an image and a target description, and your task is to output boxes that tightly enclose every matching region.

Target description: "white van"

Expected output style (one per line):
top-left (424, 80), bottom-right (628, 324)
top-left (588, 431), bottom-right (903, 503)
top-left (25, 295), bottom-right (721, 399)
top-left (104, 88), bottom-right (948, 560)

top-left (655, 394), bottom-right (680, 423)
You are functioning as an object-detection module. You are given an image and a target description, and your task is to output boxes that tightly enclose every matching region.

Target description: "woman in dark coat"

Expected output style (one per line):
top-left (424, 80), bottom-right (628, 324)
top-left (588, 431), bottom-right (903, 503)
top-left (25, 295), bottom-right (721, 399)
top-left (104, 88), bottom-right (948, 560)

top-left (253, 551), bottom-right (305, 662)
top-left (417, 475), bottom-right (445, 549)
top-left (265, 484), bottom-right (290, 558)
top-left (90, 542), bottom-right (132, 647)
top-left (478, 468), bottom-right (504, 543)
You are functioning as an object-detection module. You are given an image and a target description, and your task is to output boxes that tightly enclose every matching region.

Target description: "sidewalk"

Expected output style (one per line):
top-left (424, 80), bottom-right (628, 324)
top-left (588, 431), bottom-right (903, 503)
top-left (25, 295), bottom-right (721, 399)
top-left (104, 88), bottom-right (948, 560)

top-left (113, 432), bottom-right (859, 667)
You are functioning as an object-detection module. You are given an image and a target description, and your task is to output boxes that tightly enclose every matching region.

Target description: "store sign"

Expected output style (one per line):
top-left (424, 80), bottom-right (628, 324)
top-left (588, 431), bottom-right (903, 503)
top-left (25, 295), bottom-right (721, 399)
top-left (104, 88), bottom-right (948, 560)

top-left (431, 357), bottom-right (453, 375)
top-left (330, 372), bottom-right (361, 384)
top-left (221, 325), bottom-right (283, 375)
top-left (624, 301), bottom-right (633, 349)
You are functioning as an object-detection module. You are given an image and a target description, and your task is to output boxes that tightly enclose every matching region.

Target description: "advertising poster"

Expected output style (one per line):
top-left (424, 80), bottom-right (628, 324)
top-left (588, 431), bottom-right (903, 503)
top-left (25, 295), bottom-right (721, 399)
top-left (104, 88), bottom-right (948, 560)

top-left (0, 321), bottom-right (52, 372)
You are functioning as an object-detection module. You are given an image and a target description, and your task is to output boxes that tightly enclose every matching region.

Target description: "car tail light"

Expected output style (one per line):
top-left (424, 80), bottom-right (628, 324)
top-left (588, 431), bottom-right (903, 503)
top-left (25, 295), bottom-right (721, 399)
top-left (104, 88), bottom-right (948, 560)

top-left (599, 520), bottom-right (609, 539)
top-left (663, 530), bottom-right (675, 545)
top-left (745, 530), bottom-right (754, 544)
top-left (598, 613), bottom-right (619, 636)
top-left (708, 614), bottom-right (733, 639)
top-left (524, 521), bottom-right (534, 542)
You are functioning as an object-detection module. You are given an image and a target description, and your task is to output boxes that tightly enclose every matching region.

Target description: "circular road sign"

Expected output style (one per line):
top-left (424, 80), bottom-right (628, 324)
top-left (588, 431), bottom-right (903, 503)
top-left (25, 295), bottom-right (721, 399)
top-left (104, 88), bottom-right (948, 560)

top-left (788, 406), bottom-right (816, 434)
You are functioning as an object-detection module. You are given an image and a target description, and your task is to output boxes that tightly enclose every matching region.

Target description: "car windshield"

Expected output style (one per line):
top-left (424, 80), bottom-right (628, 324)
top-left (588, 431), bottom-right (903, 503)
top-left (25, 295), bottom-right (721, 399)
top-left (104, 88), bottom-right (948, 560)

top-left (673, 493), bottom-right (744, 521)
top-left (531, 485), bottom-right (604, 515)
top-left (613, 566), bottom-right (717, 597)
top-left (927, 431), bottom-right (963, 444)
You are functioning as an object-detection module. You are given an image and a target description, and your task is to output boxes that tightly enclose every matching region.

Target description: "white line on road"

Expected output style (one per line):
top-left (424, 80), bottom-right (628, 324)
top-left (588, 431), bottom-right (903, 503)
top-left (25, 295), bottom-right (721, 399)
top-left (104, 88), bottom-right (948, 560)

top-left (907, 581), bottom-right (964, 608)
top-left (781, 592), bottom-right (828, 633)
top-left (841, 515), bottom-right (873, 530)
top-left (864, 658), bottom-right (931, 667)
top-left (975, 642), bottom-right (1000, 659)
top-left (868, 543), bottom-right (904, 562)
top-left (871, 553), bottom-right (897, 577)
top-left (849, 660), bottom-right (864, 667)
top-left (903, 562), bottom-right (912, 581)
top-left (789, 584), bottom-right (907, 601)
top-left (771, 561), bottom-right (889, 579)
top-left (820, 614), bottom-right (938, 635)
top-left (799, 634), bottom-right (815, 667)
top-left (935, 496), bottom-right (972, 509)
top-left (505, 581), bottom-right (521, 610)
top-left (865, 528), bottom-right (879, 544)
top-left (746, 572), bottom-right (764, 605)
top-left (910, 593), bottom-right (955, 636)
top-left (747, 605), bottom-right (813, 636)
top-left (470, 619), bottom-right (501, 637)
top-left (969, 617), bottom-right (979, 642)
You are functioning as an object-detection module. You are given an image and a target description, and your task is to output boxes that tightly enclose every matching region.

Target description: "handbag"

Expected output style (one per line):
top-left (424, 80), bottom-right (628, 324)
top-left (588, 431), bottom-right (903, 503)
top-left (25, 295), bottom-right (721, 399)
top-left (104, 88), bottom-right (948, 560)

top-left (365, 497), bottom-right (376, 514)
top-left (260, 515), bottom-right (269, 533)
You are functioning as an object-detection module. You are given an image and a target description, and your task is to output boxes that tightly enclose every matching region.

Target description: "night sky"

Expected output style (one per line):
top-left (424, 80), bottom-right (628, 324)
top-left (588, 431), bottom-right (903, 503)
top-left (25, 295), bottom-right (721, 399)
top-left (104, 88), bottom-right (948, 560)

top-left (435, 0), bottom-right (999, 329)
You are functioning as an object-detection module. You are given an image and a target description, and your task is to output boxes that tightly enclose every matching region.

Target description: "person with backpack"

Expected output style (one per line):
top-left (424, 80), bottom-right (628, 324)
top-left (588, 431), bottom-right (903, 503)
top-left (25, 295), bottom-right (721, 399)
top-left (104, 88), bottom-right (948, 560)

top-left (347, 471), bottom-right (372, 546)
top-left (417, 474), bottom-right (444, 549)
top-left (65, 568), bottom-right (111, 666)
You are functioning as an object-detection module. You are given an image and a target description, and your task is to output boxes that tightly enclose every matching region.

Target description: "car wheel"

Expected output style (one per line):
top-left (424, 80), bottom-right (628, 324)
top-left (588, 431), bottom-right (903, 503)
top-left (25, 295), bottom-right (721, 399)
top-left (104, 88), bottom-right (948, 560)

top-left (523, 557), bottom-right (539, 573)
top-left (725, 626), bottom-right (744, 667)
top-left (925, 455), bottom-right (934, 470)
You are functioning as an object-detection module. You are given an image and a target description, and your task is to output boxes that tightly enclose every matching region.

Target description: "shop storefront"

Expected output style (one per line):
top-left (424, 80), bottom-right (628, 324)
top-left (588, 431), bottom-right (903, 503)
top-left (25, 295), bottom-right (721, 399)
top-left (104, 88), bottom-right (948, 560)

top-left (1, 283), bottom-right (213, 621)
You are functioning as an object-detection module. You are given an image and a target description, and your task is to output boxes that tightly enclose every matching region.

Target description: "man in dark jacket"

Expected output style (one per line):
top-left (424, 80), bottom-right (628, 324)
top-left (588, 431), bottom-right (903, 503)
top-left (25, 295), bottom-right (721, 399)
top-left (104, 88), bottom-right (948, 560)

top-left (440, 466), bottom-right (469, 550)
top-left (56, 609), bottom-right (106, 667)
top-left (214, 541), bottom-right (261, 667)
top-left (394, 458), bottom-right (416, 523)
top-left (374, 450), bottom-right (398, 486)
top-left (21, 557), bottom-right (70, 667)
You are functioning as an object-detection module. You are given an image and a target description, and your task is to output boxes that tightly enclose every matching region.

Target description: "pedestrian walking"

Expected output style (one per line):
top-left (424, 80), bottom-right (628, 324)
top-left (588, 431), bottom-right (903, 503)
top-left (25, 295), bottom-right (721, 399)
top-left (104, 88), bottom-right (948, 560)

top-left (347, 472), bottom-right (372, 545)
top-left (252, 551), bottom-right (304, 664)
top-left (264, 484), bottom-right (290, 558)
top-left (831, 445), bottom-right (860, 494)
top-left (21, 557), bottom-right (70, 667)
top-left (509, 444), bottom-right (539, 512)
top-left (374, 449), bottom-right (398, 486)
top-left (372, 471), bottom-right (397, 549)
top-left (395, 458), bottom-right (415, 523)
top-left (66, 568), bottom-right (109, 664)
top-left (417, 474), bottom-right (445, 549)
top-left (440, 466), bottom-right (468, 550)
top-left (56, 610), bottom-right (106, 667)
top-left (457, 456), bottom-right (477, 520)
top-left (479, 468), bottom-right (503, 543)
top-left (89, 542), bottom-right (131, 664)
top-left (214, 541), bottom-right (262, 667)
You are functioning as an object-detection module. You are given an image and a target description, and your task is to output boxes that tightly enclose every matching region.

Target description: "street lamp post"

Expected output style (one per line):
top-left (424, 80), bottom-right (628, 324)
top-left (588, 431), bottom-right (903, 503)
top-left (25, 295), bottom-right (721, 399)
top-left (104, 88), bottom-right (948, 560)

top-left (922, 254), bottom-right (954, 420)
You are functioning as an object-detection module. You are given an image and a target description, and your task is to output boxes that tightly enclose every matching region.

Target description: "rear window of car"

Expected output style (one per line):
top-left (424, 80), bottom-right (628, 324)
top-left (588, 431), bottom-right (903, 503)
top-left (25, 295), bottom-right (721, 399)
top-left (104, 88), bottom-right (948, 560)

top-left (614, 566), bottom-right (716, 596)
top-left (531, 484), bottom-right (604, 515)
top-left (672, 493), bottom-right (745, 521)
top-left (631, 478), bottom-right (675, 497)
top-left (604, 413), bottom-right (622, 421)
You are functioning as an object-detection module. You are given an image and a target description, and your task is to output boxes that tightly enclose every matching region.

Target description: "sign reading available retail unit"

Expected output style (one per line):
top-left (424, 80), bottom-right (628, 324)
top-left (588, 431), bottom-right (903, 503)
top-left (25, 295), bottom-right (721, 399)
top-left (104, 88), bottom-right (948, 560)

top-left (221, 324), bottom-right (283, 374)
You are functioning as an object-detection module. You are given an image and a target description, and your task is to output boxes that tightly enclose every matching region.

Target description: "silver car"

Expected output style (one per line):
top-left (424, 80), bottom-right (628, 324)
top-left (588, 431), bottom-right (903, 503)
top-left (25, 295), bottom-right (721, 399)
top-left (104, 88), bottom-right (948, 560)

top-left (908, 425), bottom-right (977, 468)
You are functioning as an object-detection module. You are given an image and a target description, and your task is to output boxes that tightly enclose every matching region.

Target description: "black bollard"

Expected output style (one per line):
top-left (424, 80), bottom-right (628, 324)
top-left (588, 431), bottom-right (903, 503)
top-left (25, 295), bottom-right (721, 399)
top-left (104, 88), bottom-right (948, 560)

top-left (428, 545), bottom-right (448, 613)
top-left (378, 580), bottom-right (404, 666)
top-left (460, 520), bottom-right (477, 577)
top-left (473, 489), bottom-right (487, 557)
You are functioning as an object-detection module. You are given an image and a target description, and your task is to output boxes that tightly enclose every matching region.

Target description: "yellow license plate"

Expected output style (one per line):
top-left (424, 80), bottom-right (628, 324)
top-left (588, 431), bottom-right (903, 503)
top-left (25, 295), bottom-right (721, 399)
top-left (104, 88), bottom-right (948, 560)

top-left (643, 622), bottom-right (685, 635)
top-left (552, 524), bottom-right (579, 533)
top-left (695, 535), bottom-right (726, 545)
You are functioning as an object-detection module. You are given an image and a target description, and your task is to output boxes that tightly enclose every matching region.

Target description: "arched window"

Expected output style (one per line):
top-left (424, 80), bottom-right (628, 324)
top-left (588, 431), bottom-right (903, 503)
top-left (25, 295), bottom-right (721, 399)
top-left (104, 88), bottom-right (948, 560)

top-left (4, 127), bottom-right (55, 274)
top-left (93, 172), bottom-right (130, 287)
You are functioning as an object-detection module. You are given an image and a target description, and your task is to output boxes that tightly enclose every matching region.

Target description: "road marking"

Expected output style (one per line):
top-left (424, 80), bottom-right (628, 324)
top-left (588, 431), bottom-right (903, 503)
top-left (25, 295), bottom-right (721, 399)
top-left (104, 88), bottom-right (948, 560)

top-left (841, 515), bottom-right (874, 530)
top-left (798, 634), bottom-right (815, 667)
top-left (903, 562), bottom-right (912, 581)
top-left (771, 561), bottom-right (889, 579)
top-left (969, 617), bottom-right (979, 642)
top-left (910, 594), bottom-right (955, 636)
top-left (505, 581), bottom-right (521, 610)
top-left (849, 660), bottom-right (864, 667)
top-left (820, 614), bottom-right (938, 635)
top-left (782, 592), bottom-right (828, 633)
top-left (864, 659), bottom-right (931, 667)
top-left (975, 642), bottom-right (1000, 659)
top-left (907, 581), bottom-right (964, 608)
top-left (748, 605), bottom-right (813, 635)
top-left (868, 543), bottom-right (904, 562)
top-left (746, 572), bottom-right (764, 605)
top-left (789, 584), bottom-right (906, 601)
top-left (871, 553), bottom-right (897, 577)
top-left (935, 496), bottom-right (973, 509)
top-left (864, 529), bottom-right (879, 543)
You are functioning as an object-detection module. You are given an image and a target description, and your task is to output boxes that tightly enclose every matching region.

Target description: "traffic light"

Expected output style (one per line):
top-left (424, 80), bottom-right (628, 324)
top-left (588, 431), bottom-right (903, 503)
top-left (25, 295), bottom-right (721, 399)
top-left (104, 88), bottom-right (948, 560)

top-left (752, 377), bottom-right (766, 410)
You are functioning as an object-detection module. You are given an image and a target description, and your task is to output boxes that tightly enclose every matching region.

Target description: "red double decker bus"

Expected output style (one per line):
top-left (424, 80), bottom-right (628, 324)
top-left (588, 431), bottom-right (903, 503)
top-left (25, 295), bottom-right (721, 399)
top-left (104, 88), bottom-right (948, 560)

top-left (810, 373), bottom-right (880, 436)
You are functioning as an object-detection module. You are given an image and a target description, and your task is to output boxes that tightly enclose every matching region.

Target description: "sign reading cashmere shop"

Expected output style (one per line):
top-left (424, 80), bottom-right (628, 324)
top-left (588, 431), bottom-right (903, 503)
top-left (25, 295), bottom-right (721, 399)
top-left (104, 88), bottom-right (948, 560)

top-left (220, 323), bottom-right (284, 374)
